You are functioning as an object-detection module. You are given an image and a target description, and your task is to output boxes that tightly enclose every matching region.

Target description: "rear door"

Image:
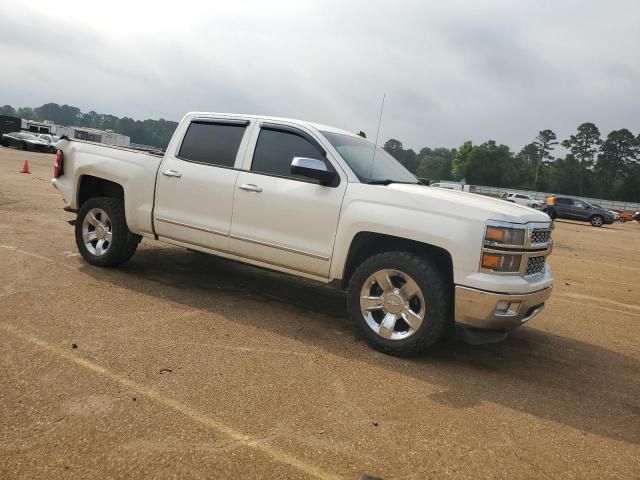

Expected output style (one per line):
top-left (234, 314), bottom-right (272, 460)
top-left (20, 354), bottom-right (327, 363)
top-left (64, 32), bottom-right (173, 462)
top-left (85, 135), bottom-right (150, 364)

top-left (228, 122), bottom-right (347, 278)
top-left (554, 197), bottom-right (573, 219)
top-left (154, 117), bottom-right (253, 251)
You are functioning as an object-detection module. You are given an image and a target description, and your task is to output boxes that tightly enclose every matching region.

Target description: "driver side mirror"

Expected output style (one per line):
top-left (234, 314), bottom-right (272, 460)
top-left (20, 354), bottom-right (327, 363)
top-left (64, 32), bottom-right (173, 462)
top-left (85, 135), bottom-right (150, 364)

top-left (291, 157), bottom-right (336, 186)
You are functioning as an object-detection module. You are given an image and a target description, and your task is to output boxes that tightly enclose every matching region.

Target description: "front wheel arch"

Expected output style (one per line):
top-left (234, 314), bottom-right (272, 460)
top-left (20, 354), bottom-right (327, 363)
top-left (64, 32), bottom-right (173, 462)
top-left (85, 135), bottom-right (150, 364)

top-left (590, 215), bottom-right (604, 227)
top-left (347, 250), bottom-right (452, 355)
top-left (339, 232), bottom-right (453, 290)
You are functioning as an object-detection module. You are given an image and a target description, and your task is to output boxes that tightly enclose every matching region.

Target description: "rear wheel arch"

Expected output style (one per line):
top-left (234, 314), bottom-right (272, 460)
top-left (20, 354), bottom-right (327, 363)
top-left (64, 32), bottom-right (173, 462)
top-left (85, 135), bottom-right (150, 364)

top-left (77, 175), bottom-right (125, 208)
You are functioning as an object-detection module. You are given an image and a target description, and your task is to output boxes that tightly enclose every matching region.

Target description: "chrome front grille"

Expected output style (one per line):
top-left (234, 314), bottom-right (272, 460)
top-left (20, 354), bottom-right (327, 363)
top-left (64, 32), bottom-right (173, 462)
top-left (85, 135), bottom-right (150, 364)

top-left (531, 229), bottom-right (551, 245)
top-left (526, 256), bottom-right (546, 275)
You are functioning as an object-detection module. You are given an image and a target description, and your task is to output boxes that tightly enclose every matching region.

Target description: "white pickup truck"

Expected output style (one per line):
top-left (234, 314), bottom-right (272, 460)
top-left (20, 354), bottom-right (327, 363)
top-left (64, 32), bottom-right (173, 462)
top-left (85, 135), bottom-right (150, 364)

top-left (52, 112), bottom-right (554, 355)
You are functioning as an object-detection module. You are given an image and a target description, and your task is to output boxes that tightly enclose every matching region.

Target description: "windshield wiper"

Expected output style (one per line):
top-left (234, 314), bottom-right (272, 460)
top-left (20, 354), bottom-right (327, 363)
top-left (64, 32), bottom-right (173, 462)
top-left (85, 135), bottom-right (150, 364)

top-left (365, 179), bottom-right (419, 185)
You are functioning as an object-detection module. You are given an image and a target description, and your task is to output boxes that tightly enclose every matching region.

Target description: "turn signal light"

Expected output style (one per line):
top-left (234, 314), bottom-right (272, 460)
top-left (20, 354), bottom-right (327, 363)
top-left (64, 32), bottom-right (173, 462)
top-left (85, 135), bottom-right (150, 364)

top-left (485, 226), bottom-right (525, 245)
top-left (481, 252), bottom-right (522, 272)
top-left (486, 226), bottom-right (505, 242)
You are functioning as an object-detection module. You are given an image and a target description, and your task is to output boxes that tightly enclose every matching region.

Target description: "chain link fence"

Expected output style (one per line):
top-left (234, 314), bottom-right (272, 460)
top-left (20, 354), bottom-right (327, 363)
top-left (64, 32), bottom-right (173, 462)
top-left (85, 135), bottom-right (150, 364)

top-left (471, 185), bottom-right (640, 212)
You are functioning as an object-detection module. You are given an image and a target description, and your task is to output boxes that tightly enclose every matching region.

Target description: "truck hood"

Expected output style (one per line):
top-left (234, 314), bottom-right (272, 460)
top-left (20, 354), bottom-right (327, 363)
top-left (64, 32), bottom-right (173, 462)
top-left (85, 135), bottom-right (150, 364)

top-left (387, 183), bottom-right (550, 224)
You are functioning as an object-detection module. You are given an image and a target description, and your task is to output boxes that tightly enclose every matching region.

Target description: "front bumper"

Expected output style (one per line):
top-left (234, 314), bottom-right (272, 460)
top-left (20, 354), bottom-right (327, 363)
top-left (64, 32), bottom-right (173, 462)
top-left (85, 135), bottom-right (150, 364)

top-left (455, 285), bottom-right (552, 331)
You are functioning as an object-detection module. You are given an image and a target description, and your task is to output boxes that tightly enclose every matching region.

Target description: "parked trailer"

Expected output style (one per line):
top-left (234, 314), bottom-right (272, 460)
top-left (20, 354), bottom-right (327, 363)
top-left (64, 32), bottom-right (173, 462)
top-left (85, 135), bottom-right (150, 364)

top-left (0, 115), bottom-right (21, 136)
top-left (21, 119), bottom-right (54, 134)
top-left (56, 126), bottom-right (130, 147)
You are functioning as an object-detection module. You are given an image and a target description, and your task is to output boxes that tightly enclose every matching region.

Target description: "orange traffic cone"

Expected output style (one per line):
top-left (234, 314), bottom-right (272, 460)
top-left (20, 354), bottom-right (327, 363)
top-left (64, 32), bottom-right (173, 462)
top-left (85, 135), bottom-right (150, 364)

top-left (21, 160), bottom-right (30, 174)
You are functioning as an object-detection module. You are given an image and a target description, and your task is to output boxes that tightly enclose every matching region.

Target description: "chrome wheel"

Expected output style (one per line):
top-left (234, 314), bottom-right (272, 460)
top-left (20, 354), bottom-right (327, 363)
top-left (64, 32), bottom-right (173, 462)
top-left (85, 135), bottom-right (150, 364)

top-left (82, 208), bottom-right (112, 256)
top-left (359, 269), bottom-right (426, 340)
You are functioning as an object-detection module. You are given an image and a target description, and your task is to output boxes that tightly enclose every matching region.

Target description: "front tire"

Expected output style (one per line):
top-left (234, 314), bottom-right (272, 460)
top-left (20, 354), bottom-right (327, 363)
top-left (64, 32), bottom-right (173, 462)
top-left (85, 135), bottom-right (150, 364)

top-left (75, 197), bottom-right (140, 267)
top-left (590, 215), bottom-right (604, 227)
top-left (347, 251), bottom-right (451, 356)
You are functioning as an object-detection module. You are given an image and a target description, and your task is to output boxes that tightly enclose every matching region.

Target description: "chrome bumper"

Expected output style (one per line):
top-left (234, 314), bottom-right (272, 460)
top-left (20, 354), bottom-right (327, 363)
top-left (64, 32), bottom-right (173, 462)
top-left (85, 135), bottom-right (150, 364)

top-left (455, 286), bottom-right (552, 331)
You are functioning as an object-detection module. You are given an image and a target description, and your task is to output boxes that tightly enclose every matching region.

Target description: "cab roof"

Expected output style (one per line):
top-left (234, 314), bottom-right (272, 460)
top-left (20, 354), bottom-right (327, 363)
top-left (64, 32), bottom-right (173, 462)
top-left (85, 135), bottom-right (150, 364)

top-left (185, 112), bottom-right (361, 138)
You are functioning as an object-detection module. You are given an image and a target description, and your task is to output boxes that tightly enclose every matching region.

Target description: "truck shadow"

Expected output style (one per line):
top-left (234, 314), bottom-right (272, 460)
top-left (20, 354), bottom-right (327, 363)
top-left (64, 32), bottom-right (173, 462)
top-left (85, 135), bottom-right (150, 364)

top-left (81, 246), bottom-right (640, 446)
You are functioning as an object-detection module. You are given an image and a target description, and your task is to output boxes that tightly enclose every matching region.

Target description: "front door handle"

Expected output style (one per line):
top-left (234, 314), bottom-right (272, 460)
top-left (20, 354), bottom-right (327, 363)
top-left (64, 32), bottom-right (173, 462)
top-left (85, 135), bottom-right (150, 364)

top-left (239, 183), bottom-right (262, 193)
top-left (162, 169), bottom-right (182, 178)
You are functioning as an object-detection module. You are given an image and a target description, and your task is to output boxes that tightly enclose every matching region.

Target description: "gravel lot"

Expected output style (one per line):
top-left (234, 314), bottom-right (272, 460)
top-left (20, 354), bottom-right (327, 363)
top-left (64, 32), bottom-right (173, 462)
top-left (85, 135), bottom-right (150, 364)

top-left (1, 147), bottom-right (639, 479)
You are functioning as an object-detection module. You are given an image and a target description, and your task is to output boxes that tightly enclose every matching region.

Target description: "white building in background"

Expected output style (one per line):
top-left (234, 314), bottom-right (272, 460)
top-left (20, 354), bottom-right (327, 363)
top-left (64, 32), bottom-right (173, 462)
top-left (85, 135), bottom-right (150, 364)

top-left (20, 119), bottom-right (130, 147)
top-left (55, 126), bottom-right (130, 147)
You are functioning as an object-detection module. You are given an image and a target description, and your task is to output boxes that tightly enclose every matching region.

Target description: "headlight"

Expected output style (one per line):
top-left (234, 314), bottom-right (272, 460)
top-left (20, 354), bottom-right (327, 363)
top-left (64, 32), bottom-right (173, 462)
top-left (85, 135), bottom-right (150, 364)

top-left (481, 252), bottom-right (522, 272)
top-left (485, 225), bottom-right (526, 246)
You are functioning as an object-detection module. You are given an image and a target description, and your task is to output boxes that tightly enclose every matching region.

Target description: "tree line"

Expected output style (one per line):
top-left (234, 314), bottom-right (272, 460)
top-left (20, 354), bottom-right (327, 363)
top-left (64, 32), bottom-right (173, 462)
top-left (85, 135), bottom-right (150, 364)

top-left (2, 103), bottom-right (638, 202)
top-left (0, 103), bottom-right (178, 150)
top-left (384, 124), bottom-right (640, 202)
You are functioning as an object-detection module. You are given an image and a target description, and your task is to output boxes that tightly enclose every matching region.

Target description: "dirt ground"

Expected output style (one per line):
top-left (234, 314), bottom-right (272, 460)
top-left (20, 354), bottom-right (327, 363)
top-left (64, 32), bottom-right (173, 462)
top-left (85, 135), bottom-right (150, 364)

top-left (1, 146), bottom-right (638, 479)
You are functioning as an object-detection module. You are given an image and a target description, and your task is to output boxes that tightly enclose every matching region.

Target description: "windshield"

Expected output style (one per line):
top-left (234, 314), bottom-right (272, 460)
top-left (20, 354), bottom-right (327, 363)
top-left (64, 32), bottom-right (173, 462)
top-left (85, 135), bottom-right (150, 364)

top-left (321, 131), bottom-right (418, 184)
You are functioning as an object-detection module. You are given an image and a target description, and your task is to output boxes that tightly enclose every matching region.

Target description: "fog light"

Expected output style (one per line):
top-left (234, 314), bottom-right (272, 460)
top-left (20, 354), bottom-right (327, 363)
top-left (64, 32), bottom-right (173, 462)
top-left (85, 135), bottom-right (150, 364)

top-left (495, 301), bottom-right (521, 316)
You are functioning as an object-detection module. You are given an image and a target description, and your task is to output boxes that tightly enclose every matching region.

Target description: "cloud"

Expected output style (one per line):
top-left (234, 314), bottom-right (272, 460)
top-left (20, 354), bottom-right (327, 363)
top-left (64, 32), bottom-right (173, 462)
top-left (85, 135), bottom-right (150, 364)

top-left (1, 0), bottom-right (639, 150)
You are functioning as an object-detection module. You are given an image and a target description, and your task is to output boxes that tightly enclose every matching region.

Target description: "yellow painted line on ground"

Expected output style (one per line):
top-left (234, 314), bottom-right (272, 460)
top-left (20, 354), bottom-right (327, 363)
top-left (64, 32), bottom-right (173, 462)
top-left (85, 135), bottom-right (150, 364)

top-left (0, 245), bottom-right (76, 270)
top-left (1, 322), bottom-right (341, 480)
top-left (555, 292), bottom-right (640, 312)
top-left (0, 245), bottom-right (56, 263)
top-left (553, 298), bottom-right (640, 318)
top-left (561, 257), bottom-right (640, 273)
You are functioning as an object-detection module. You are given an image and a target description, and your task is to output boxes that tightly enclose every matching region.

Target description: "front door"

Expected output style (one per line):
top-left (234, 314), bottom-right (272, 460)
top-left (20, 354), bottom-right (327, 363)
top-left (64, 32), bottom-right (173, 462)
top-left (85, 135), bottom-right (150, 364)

top-left (154, 118), bottom-right (252, 251)
top-left (229, 124), bottom-right (346, 278)
top-left (571, 200), bottom-right (591, 220)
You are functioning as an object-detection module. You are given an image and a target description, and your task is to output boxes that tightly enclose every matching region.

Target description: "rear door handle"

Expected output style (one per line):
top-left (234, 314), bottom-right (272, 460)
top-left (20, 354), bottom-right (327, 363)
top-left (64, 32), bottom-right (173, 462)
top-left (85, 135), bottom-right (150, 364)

top-left (162, 169), bottom-right (182, 178)
top-left (239, 183), bottom-right (262, 193)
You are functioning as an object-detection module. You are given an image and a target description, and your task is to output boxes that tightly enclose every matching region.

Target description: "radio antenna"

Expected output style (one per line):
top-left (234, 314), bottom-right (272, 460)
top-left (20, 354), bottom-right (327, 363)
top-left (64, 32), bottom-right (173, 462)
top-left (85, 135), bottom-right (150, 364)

top-left (369, 93), bottom-right (386, 177)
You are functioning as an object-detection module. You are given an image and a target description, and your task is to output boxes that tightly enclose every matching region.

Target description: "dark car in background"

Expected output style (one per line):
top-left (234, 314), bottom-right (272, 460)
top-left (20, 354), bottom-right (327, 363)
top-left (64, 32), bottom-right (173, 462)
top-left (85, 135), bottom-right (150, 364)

top-left (552, 196), bottom-right (616, 227)
top-left (0, 131), bottom-right (52, 153)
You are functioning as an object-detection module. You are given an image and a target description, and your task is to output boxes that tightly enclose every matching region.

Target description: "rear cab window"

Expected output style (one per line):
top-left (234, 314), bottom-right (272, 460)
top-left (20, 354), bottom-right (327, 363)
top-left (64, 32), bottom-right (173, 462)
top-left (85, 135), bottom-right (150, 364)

top-left (178, 119), bottom-right (249, 168)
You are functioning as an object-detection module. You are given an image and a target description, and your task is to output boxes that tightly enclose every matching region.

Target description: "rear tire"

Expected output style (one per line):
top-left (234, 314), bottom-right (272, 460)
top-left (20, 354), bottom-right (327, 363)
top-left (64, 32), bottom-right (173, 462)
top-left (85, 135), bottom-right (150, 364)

top-left (347, 251), bottom-right (451, 356)
top-left (75, 197), bottom-right (140, 267)
top-left (590, 215), bottom-right (604, 227)
top-left (620, 217), bottom-right (626, 223)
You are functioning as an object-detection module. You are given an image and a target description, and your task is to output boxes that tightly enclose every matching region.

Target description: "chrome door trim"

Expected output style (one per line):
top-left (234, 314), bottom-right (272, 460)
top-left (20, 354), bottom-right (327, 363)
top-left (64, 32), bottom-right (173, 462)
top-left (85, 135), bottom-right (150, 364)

top-left (154, 216), bottom-right (228, 237)
top-left (157, 234), bottom-right (326, 279)
top-left (155, 218), bottom-right (329, 261)
top-left (229, 234), bottom-right (329, 261)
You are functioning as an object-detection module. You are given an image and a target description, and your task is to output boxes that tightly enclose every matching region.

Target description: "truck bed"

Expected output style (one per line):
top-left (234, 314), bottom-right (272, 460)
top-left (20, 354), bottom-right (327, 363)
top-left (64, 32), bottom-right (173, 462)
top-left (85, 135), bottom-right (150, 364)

top-left (53, 137), bottom-right (165, 237)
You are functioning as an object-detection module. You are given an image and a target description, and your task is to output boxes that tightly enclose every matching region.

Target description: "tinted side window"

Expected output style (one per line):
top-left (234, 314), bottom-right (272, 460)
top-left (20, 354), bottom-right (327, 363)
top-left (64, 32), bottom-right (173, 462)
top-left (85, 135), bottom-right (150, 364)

top-left (179, 122), bottom-right (246, 167)
top-left (556, 198), bottom-right (572, 206)
top-left (251, 129), bottom-right (324, 177)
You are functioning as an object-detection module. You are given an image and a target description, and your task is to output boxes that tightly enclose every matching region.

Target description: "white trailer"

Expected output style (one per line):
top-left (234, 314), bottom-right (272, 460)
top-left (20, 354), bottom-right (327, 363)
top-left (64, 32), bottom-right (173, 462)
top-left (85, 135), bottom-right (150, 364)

top-left (56, 126), bottom-right (130, 147)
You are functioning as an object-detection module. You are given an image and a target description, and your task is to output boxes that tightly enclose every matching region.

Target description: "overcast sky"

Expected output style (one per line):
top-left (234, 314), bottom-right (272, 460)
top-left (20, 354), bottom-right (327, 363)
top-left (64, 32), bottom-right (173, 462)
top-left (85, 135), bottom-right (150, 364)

top-left (1, 0), bottom-right (638, 150)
